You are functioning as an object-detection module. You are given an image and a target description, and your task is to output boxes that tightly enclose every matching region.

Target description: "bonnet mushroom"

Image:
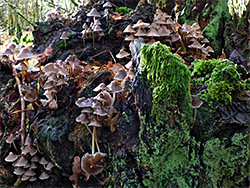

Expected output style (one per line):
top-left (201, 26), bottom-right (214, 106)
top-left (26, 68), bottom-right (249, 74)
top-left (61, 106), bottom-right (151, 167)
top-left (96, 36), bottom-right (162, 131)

top-left (60, 32), bottom-right (69, 48)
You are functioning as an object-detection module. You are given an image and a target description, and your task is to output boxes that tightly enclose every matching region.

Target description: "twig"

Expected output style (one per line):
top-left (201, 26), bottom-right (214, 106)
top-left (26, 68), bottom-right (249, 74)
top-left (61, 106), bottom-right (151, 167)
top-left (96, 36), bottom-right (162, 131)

top-left (12, 66), bottom-right (25, 146)
top-left (108, 50), bottom-right (116, 63)
top-left (90, 50), bottom-right (107, 59)
top-left (3, 0), bottom-right (36, 27)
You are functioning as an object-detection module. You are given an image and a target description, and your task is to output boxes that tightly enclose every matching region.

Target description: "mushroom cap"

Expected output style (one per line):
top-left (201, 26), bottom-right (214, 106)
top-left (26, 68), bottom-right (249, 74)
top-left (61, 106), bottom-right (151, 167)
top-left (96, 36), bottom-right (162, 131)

top-left (48, 99), bottom-right (58, 110)
top-left (114, 68), bottom-right (127, 81)
top-left (87, 8), bottom-right (101, 17)
top-left (15, 156), bottom-right (28, 167)
top-left (22, 143), bottom-right (37, 156)
top-left (24, 169), bottom-right (36, 176)
top-left (94, 19), bottom-right (101, 25)
top-left (29, 176), bottom-right (37, 182)
top-left (39, 157), bottom-right (48, 165)
top-left (81, 152), bottom-right (106, 175)
top-left (31, 156), bottom-right (39, 162)
top-left (1, 48), bottom-right (13, 56)
top-left (93, 25), bottom-right (103, 32)
top-left (93, 107), bottom-right (108, 116)
top-left (76, 97), bottom-right (93, 108)
top-left (165, 18), bottom-right (174, 25)
top-left (191, 95), bottom-right (203, 108)
top-left (48, 73), bottom-right (58, 82)
top-left (60, 32), bottom-right (69, 40)
top-left (116, 47), bottom-right (130, 59)
top-left (30, 162), bottom-right (38, 169)
top-left (157, 26), bottom-right (171, 36)
top-left (103, 1), bottom-right (112, 8)
top-left (188, 40), bottom-right (202, 49)
top-left (12, 62), bottom-right (28, 71)
top-left (15, 47), bottom-right (36, 60)
top-left (201, 38), bottom-right (209, 43)
top-left (14, 167), bottom-right (25, 175)
top-left (76, 113), bottom-right (89, 124)
top-left (147, 28), bottom-right (160, 37)
top-left (21, 174), bottom-right (30, 181)
top-left (88, 119), bottom-right (102, 127)
top-left (39, 172), bottom-right (49, 180)
top-left (81, 107), bottom-right (94, 113)
top-left (24, 91), bottom-right (37, 103)
top-left (82, 23), bottom-right (88, 29)
top-left (191, 22), bottom-right (201, 30)
top-left (125, 34), bottom-right (136, 41)
top-left (93, 83), bottom-right (106, 92)
top-left (5, 152), bottom-right (18, 162)
top-left (123, 25), bottom-right (136, 33)
top-left (42, 63), bottom-right (58, 76)
top-left (181, 23), bottom-right (191, 33)
top-left (106, 80), bottom-right (123, 93)
top-left (44, 80), bottom-right (56, 90)
top-left (132, 20), bottom-right (150, 28)
top-left (205, 46), bottom-right (214, 53)
top-left (134, 28), bottom-right (147, 37)
top-left (149, 22), bottom-right (160, 29)
top-left (6, 134), bottom-right (15, 144)
top-left (44, 162), bottom-right (54, 171)
top-left (162, 12), bottom-right (171, 18)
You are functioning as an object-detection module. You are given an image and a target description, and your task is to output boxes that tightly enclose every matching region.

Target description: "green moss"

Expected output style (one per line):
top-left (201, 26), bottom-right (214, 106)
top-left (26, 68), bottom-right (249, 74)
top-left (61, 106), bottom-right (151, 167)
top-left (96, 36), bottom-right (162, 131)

top-left (138, 42), bottom-right (198, 187)
top-left (115, 7), bottom-right (133, 14)
top-left (202, 0), bottom-right (231, 53)
top-left (192, 59), bottom-right (243, 104)
top-left (202, 133), bottom-right (250, 187)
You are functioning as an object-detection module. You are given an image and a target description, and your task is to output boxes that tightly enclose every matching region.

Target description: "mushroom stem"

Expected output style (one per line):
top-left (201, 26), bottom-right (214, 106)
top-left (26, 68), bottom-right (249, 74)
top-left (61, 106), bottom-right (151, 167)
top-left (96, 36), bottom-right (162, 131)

top-left (95, 136), bottom-right (100, 152)
top-left (83, 38), bottom-right (85, 48)
top-left (92, 126), bottom-right (96, 155)
top-left (191, 108), bottom-right (197, 129)
top-left (92, 31), bottom-right (95, 49)
top-left (64, 39), bottom-right (67, 48)
top-left (111, 92), bottom-right (116, 107)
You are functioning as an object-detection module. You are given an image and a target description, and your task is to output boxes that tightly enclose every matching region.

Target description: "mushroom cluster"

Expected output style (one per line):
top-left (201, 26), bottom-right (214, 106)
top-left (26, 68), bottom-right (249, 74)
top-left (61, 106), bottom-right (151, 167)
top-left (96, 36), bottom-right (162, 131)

top-left (5, 133), bottom-right (54, 182)
top-left (119, 8), bottom-right (214, 62)
top-left (81, 8), bottom-right (105, 49)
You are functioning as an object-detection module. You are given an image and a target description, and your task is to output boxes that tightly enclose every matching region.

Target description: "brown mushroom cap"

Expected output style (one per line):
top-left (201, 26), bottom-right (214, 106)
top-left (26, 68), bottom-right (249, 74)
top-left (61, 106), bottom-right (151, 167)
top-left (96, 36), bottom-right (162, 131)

top-left (114, 68), bottom-right (127, 81)
top-left (116, 47), bottom-right (130, 59)
top-left (103, 1), bottom-right (112, 8)
top-left (205, 46), bottom-right (214, 53)
top-left (6, 134), bottom-right (15, 144)
top-left (191, 22), bottom-right (201, 31)
top-left (44, 162), bottom-right (54, 171)
top-left (132, 20), bottom-right (150, 28)
top-left (201, 38), bottom-right (209, 44)
top-left (81, 152), bottom-right (106, 175)
top-left (123, 25), bottom-right (136, 33)
top-left (60, 32), bottom-right (69, 40)
top-left (48, 99), bottom-right (58, 110)
top-left (87, 8), bottom-right (101, 17)
top-left (125, 34), bottom-right (136, 41)
top-left (24, 169), bottom-right (36, 176)
top-left (15, 47), bottom-right (36, 60)
top-left (93, 107), bottom-right (108, 116)
top-left (76, 113), bottom-right (89, 124)
top-left (39, 157), bottom-right (48, 165)
top-left (147, 28), bottom-right (160, 37)
top-left (134, 28), bottom-right (147, 37)
top-left (188, 40), bottom-right (202, 49)
top-left (24, 91), bottom-right (37, 102)
top-left (191, 95), bottom-right (203, 108)
top-left (93, 83), bottom-right (106, 92)
top-left (39, 172), bottom-right (50, 180)
top-left (30, 162), bottom-right (38, 169)
top-left (42, 63), bottom-right (58, 76)
top-left (158, 26), bottom-right (171, 36)
top-left (15, 156), bottom-right (28, 167)
top-left (14, 167), bottom-right (25, 175)
top-left (29, 176), bottom-right (37, 182)
top-left (106, 80), bottom-right (123, 93)
top-left (5, 152), bottom-right (18, 162)
top-left (12, 62), bottom-right (28, 71)
top-left (21, 174), bottom-right (30, 181)
top-left (76, 97), bottom-right (93, 108)
top-left (88, 119), bottom-right (102, 127)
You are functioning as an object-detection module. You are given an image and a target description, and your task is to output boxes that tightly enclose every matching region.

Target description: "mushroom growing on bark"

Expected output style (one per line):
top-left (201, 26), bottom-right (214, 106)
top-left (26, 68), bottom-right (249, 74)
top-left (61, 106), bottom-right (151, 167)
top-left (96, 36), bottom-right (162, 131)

top-left (60, 32), bottom-right (69, 48)
top-left (190, 94), bottom-right (203, 128)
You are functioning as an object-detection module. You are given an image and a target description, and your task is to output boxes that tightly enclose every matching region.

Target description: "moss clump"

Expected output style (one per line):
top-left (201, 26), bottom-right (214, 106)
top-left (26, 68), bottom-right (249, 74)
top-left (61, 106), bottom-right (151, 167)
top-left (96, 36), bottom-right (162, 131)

top-left (192, 59), bottom-right (243, 104)
top-left (202, 133), bottom-right (250, 187)
top-left (115, 7), bottom-right (133, 14)
top-left (138, 42), bottom-right (198, 187)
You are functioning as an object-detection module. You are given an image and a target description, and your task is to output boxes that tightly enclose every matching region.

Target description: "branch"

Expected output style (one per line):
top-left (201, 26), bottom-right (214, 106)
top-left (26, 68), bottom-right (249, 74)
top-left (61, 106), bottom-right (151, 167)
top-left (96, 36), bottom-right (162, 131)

top-left (3, 0), bottom-right (36, 27)
top-left (12, 65), bottom-right (25, 146)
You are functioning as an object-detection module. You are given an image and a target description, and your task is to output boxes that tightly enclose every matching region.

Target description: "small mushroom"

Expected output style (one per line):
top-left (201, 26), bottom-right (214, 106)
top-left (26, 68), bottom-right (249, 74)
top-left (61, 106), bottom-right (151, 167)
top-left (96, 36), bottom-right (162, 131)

top-left (190, 95), bottom-right (203, 128)
top-left (5, 152), bottom-right (18, 162)
top-left (39, 157), bottom-right (48, 165)
top-left (60, 32), bottom-right (69, 48)
top-left (81, 152), bottom-right (106, 175)
top-left (116, 47), bottom-right (130, 59)
top-left (39, 171), bottom-right (49, 180)
top-left (14, 167), bottom-right (25, 175)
